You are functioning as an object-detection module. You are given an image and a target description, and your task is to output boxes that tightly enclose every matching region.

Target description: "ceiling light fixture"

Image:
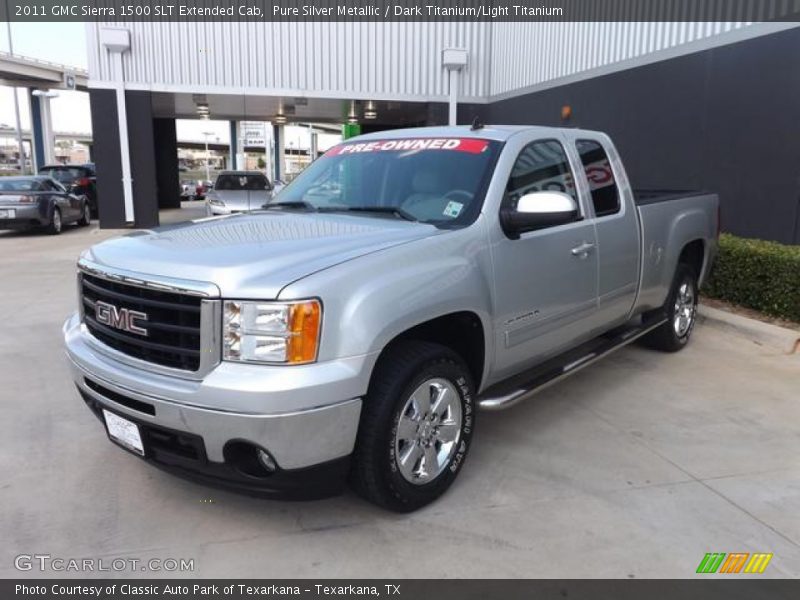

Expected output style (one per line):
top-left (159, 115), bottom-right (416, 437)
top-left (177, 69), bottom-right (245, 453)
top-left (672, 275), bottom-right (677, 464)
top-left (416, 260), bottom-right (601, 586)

top-left (347, 100), bottom-right (358, 124)
top-left (364, 100), bottom-right (377, 120)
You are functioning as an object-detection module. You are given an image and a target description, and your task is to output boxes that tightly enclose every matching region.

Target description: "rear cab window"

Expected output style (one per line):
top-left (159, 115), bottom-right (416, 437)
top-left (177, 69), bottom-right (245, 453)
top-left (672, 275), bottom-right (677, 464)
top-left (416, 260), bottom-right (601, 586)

top-left (575, 140), bottom-right (620, 217)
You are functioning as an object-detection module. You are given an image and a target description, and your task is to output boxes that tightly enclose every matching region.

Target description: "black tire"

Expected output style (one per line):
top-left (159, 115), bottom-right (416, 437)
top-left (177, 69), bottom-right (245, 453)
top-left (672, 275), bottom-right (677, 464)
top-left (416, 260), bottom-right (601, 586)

top-left (641, 263), bottom-right (698, 352)
top-left (46, 207), bottom-right (62, 235)
top-left (78, 200), bottom-right (91, 227)
top-left (350, 341), bottom-right (476, 512)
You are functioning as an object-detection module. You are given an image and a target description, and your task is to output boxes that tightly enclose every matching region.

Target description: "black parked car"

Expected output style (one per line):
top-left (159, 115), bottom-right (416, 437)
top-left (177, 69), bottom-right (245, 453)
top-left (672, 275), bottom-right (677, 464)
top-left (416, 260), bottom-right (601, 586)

top-left (37, 164), bottom-right (98, 217)
top-left (0, 176), bottom-right (91, 235)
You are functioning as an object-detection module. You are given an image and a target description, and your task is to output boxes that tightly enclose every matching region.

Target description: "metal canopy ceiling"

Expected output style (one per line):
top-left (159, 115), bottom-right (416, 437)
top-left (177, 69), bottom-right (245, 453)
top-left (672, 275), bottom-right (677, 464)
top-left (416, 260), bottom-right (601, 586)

top-left (151, 92), bottom-right (432, 126)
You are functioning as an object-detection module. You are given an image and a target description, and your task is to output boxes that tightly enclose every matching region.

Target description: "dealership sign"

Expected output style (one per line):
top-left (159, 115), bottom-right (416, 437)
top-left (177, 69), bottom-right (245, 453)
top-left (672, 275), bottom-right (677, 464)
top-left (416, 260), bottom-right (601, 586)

top-left (241, 122), bottom-right (266, 147)
top-left (326, 138), bottom-right (490, 156)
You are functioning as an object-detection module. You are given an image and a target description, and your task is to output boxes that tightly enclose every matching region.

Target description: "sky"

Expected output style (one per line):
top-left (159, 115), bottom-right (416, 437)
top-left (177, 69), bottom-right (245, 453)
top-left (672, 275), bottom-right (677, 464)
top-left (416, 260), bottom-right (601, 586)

top-left (0, 23), bottom-right (92, 133)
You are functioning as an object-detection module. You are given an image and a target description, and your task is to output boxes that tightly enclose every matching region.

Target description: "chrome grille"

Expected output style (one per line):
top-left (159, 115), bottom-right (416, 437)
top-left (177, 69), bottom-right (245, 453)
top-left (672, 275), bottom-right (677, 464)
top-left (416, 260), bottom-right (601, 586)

top-left (81, 273), bottom-right (202, 371)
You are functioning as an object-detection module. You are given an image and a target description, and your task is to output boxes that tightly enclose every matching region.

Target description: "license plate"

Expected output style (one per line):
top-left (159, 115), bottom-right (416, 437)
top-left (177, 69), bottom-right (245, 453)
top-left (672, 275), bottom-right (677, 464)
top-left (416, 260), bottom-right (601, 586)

top-left (103, 409), bottom-right (145, 456)
top-left (0, 209), bottom-right (15, 219)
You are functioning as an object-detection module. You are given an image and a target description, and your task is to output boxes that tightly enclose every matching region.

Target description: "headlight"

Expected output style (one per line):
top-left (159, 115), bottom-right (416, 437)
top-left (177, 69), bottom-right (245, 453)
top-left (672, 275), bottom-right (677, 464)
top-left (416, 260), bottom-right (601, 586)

top-left (223, 300), bottom-right (321, 364)
top-left (208, 196), bottom-right (224, 206)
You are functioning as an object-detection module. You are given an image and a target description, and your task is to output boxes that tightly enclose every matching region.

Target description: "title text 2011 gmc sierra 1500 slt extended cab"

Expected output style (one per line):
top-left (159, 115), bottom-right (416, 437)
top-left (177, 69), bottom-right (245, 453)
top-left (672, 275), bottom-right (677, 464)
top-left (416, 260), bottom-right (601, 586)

top-left (64, 125), bottom-right (718, 511)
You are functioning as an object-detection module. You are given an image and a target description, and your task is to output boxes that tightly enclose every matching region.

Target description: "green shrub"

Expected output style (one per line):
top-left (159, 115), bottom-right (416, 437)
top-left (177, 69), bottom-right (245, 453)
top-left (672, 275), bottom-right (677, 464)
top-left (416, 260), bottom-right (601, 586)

top-left (704, 233), bottom-right (800, 322)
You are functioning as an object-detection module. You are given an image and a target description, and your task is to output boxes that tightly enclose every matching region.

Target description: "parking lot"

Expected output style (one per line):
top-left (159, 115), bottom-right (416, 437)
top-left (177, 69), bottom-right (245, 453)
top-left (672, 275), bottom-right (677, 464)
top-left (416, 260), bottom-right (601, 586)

top-left (1, 210), bottom-right (799, 579)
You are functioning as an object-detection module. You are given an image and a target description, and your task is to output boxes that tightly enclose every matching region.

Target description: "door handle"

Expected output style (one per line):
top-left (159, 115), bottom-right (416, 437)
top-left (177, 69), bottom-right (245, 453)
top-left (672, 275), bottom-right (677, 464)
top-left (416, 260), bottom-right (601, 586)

top-left (571, 242), bottom-right (595, 256)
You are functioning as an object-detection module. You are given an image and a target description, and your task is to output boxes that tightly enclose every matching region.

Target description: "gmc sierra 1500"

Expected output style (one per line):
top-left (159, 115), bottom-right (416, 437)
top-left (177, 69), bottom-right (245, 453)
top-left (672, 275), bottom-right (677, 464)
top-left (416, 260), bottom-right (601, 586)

top-left (64, 125), bottom-right (718, 511)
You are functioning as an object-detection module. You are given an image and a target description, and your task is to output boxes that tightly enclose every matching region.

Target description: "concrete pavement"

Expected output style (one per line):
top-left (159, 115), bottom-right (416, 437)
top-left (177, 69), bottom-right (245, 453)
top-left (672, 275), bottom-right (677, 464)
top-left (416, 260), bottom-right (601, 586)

top-left (1, 208), bottom-right (798, 578)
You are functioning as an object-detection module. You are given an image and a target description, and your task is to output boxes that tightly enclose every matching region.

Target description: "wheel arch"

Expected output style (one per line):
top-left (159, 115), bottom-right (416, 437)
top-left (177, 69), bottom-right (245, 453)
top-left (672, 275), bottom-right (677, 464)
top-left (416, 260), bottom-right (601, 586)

top-left (371, 311), bottom-right (488, 392)
top-left (677, 238), bottom-right (705, 281)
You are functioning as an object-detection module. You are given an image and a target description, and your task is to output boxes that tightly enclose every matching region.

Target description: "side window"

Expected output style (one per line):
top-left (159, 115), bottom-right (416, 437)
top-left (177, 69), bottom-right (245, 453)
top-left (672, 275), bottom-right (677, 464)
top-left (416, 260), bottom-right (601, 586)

top-left (504, 139), bottom-right (577, 210)
top-left (44, 179), bottom-right (66, 193)
top-left (576, 140), bottom-right (620, 217)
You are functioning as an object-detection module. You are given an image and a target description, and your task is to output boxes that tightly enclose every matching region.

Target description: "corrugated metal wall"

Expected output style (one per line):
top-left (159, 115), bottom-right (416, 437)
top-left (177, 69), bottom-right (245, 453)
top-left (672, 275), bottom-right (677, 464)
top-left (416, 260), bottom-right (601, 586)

top-left (87, 21), bottom-right (493, 100)
top-left (489, 22), bottom-right (753, 96)
top-left (87, 21), bottom-right (770, 101)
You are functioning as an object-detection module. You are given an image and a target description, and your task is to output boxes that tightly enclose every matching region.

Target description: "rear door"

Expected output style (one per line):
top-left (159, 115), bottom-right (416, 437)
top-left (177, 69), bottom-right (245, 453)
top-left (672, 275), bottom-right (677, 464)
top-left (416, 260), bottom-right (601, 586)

top-left (570, 135), bottom-right (640, 327)
top-left (490, 135), bottom-right (599, 379)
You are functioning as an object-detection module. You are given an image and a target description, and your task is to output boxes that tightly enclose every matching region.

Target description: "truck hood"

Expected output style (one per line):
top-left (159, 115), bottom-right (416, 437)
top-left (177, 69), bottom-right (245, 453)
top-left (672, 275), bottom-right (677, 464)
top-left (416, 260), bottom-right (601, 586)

top-left (82, 211), bottom-right (442, 298)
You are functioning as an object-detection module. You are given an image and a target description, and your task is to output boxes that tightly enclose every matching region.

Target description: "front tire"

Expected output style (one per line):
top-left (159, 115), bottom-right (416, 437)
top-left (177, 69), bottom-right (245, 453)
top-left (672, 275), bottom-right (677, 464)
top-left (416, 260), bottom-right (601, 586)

top-left (351, 341), bottom-right (475, 512)
top-left (46, 207), bottom-right (62, 235)
top-left (78, 201), bottom-right (91, 227)
top-left (642, 263), bottom-right (698, 352)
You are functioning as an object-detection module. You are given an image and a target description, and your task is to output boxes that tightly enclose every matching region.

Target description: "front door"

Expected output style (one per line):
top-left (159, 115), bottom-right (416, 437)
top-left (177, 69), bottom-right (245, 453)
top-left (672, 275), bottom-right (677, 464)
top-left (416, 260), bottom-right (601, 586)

top-left (491, 137), bottom-right (599, 379)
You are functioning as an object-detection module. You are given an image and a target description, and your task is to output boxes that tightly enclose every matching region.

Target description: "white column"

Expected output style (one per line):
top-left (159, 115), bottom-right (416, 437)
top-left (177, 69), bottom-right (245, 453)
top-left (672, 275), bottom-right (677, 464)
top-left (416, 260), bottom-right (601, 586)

top-left (112, 52), bottom-right (134, 223)
top-left (39, 95), bottom-right (55, 165)
top-left (100, 27), bottom-right (133, 223)
top-left (442, 49), bottom-right (468, 127)
top-left (448, 69), bottom-right (458, 126)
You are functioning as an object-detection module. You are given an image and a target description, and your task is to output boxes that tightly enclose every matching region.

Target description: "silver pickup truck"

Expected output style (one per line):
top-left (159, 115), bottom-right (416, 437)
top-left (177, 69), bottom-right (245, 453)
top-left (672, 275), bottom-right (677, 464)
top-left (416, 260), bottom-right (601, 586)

top-left (63, 125), bottom-right (718, 511)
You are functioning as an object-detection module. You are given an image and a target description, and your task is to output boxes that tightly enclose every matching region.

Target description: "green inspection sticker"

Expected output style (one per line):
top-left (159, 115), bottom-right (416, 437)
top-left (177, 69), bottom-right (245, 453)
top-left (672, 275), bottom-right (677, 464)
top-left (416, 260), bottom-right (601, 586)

top-left (443, 201), bottom-right (463, 218)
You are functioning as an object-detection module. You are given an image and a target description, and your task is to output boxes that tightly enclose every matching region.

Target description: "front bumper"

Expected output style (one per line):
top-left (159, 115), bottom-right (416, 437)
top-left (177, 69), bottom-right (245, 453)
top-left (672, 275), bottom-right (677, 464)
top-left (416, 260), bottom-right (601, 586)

top-left (207, 203), bottom-right (258, 216)
top-left (64, 312), bottom-right (369, 498)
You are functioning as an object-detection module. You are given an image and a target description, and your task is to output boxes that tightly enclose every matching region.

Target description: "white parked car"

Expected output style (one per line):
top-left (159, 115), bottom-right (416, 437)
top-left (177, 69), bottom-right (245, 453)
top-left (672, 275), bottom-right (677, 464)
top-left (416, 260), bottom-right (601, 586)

top-left (206, 171), bottom-right (273, 215)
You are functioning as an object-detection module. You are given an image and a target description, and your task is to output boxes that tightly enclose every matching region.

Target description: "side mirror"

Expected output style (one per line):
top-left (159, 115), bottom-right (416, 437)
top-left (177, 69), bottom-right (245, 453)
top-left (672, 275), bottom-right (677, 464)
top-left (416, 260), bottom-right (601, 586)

top-left (500, 191), bottom-right (579, 239)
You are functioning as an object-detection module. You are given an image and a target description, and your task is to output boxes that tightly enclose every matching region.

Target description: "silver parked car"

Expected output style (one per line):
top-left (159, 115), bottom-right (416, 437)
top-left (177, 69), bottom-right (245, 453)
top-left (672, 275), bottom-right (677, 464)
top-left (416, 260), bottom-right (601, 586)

top-left (206, 171), bottom-right (273, 215)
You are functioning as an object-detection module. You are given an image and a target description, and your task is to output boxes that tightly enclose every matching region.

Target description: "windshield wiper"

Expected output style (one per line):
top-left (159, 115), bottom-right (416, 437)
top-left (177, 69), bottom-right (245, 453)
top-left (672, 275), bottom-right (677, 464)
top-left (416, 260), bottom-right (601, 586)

top-left (261, 200), bottom-right (317, 211)
top-left (318, 206), bottom-right (418, 222)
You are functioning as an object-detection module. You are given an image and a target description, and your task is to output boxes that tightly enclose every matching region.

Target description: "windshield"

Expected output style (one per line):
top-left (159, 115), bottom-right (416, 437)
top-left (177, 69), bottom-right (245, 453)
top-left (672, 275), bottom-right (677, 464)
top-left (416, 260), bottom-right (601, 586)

top-left (215, 173), bottom-right (270, 191)
top-left (271, 137), bottom-right (500, 226)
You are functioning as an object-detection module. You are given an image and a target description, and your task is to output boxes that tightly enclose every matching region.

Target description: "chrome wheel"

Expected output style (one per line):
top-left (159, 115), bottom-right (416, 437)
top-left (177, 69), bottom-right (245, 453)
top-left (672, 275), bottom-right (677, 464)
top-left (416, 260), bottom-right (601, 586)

top-left (52, 209), bottom-right (61, 232)
top-left (394, 378), bottom-right (462, 485)
top-left (673, 281), bottom-right (696, 337)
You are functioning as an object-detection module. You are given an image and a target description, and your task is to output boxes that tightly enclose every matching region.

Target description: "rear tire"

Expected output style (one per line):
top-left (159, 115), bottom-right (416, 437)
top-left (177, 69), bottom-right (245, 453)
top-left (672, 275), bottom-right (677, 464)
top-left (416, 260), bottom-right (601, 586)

top-left (46, 207), bottom-right (62, 235)
top-left (350, 341), bottom-right (475, 512)
top-left (641, 263), bottom-right (698, 352)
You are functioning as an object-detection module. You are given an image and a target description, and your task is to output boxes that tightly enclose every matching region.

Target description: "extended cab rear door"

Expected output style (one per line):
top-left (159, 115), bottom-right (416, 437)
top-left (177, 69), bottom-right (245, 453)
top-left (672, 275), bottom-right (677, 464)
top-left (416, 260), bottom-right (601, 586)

top-left (568, 134), bottom-right (640, 328)
top-left (489, 134), bottom-right (599, 380)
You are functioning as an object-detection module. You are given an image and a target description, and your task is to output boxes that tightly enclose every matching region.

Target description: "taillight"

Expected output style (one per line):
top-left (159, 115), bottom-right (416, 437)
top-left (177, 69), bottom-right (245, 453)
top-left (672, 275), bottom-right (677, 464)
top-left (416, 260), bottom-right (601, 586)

top-left (18, 195), bottom-right (35, 203)
top-left (77, 177), bottom-right (91, 187)
top-left (196, 184), bottom-right (205, 194)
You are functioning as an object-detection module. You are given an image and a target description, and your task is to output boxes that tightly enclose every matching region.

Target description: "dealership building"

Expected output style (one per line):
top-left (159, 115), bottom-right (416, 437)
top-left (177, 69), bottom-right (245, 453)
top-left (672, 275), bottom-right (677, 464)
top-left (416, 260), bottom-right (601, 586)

top-left (86, 20), bottom-right (800, 244)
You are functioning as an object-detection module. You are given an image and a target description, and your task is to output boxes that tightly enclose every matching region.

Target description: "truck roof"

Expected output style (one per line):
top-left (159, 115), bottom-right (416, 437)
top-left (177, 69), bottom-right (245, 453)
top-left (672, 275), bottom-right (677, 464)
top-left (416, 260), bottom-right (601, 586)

top-left (354, 124), bottom-right (606, 143)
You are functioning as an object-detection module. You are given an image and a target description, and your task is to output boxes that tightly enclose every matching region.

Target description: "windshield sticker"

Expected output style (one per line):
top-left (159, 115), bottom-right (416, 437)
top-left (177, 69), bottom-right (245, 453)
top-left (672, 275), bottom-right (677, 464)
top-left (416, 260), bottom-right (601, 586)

top-left (443, 201), bottom-right (464, 218)
top-left (325, 138), bottom-right (489, 156)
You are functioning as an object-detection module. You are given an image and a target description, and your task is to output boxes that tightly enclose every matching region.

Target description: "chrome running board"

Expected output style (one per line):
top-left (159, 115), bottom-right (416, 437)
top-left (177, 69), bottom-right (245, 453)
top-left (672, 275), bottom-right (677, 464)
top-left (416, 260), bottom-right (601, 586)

top-left (478, 315), bottom-right (668, 411)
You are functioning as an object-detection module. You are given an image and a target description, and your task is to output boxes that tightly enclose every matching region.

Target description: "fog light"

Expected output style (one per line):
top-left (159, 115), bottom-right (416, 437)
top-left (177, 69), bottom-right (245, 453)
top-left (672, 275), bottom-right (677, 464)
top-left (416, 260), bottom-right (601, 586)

top-left (257, 449), bottom-right (277, 472)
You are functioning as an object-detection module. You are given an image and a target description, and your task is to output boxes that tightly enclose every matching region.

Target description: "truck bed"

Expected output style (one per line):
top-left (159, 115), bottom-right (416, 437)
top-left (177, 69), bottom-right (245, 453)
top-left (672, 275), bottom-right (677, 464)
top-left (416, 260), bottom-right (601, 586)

top-left (634, 189), bottom-right (710, 206)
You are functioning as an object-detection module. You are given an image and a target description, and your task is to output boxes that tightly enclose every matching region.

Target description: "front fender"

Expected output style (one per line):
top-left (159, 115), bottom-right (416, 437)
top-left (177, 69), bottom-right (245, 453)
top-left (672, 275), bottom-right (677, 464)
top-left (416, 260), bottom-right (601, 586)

top-left (278, 223), bottom-right (494, 377)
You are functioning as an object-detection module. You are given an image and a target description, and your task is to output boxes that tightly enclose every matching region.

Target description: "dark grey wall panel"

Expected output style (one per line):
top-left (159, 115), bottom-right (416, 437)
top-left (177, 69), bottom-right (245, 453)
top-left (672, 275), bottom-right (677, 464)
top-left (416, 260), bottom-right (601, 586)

top-left (125, 91), bottom-right (159, 229)
top-left (483, 28), bottom-right (800, 244)
top-left (153, 118), bottom-right (181, 210)
top-left (89, 89), bottom-right (125, 228)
